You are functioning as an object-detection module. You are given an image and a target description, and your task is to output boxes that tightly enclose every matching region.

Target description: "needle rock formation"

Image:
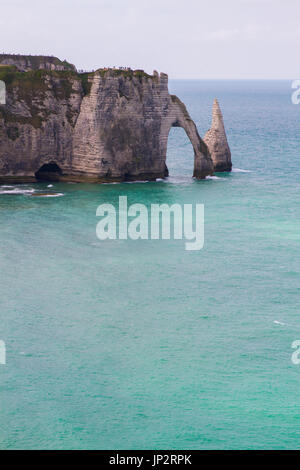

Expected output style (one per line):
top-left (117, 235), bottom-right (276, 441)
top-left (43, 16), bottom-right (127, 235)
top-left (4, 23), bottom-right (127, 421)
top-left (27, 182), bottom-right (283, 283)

top-left (204, 99), bottom-right (232, 172)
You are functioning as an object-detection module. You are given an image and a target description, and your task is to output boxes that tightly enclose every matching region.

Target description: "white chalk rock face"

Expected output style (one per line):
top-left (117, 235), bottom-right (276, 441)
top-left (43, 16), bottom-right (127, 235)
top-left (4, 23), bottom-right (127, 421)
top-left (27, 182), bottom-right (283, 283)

top-left (0, 55), bottom-right (218, 183)
top-left (204, 99), bottom-right (232, 172)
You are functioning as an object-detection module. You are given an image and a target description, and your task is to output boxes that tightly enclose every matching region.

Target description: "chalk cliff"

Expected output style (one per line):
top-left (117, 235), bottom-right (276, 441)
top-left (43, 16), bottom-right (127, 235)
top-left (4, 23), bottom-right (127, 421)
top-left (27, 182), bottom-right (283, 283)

top-left (204, 99), bottom-right (232, 172)
top-left (0, 54), bottom-right (76, 72)
top-left (0, 55), bottom-right (231, 183)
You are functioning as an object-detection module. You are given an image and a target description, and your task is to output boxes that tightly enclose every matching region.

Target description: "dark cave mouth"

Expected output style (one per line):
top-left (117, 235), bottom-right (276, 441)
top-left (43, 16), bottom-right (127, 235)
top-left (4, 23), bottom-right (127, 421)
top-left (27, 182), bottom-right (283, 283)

top-left (35, 162), bottom-right (62, 181)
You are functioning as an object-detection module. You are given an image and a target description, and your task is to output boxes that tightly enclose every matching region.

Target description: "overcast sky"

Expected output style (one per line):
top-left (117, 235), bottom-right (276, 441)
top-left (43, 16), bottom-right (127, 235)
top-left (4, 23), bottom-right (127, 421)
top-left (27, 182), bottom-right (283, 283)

top-left (1, 0), bottom-right (299, 78)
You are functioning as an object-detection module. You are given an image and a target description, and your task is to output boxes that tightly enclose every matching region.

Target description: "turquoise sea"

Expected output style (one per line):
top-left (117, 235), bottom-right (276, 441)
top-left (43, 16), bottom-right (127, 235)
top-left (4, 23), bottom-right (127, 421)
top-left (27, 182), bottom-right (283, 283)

top-left (1, 80), bottom-right (300, 449)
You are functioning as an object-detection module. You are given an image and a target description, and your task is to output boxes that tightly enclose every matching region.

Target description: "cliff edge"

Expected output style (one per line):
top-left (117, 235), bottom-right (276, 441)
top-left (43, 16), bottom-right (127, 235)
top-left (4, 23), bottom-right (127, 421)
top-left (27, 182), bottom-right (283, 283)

top-left (0, 54), bottom-right (76, 72)
top-left (0, 55), bottom-right (231, 183)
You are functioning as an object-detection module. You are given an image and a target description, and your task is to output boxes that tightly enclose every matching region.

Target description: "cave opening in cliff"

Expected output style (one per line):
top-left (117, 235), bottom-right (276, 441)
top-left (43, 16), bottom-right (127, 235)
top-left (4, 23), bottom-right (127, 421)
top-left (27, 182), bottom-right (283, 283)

top-left (35, 162), bottom-right (62, 181)
top-left (167, 126), bottom-right (195, 179)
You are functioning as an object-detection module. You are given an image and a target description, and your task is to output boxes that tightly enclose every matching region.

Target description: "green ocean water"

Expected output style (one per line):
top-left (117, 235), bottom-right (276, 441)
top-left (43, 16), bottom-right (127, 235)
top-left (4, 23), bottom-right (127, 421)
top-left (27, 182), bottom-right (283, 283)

top-left (0, 80), bottom-right (300, 449)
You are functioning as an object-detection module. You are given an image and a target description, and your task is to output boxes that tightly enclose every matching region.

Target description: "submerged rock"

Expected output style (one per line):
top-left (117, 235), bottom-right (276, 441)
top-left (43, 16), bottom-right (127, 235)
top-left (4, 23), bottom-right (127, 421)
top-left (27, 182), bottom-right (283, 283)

top-left (204, 99), bottom-right (232, 172)
top-left (30, 192), bottom-right (63, 197)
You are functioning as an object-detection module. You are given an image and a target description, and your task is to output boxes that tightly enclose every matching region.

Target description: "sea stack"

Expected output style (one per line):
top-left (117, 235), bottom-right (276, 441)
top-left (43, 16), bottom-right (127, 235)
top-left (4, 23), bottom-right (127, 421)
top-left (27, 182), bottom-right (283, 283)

top-left (204, 99), bottom-right (232, 172)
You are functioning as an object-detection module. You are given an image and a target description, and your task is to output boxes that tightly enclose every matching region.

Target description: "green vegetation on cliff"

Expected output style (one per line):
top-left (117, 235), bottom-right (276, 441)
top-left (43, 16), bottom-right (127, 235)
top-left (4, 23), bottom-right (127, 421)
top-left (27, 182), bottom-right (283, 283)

top-left (0, 66), bottom-right (93, 130)
top-left (0, 60), bottom-right (159, 136)
top-left (79, 72), bottom-right (92, 96)
top-left (97, 68), bottom-right (155, 82)
top-left (0, 54), bottom-right (75, 71)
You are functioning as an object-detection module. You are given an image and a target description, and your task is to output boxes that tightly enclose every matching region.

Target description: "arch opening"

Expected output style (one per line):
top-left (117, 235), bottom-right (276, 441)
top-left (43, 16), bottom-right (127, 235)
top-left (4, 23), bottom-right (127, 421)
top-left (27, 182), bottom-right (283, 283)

top-left (166, 126), bottom-right (195, 179)
top-left (35, 162), bottom-right (62, 181)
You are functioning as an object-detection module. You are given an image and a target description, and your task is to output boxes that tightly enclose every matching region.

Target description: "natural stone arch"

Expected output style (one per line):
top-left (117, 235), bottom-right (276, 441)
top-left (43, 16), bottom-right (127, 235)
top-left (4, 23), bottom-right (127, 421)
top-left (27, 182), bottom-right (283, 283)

top-left (162, 95), bottom-right (214, 179)
top-left (0, 62), bottom-right (231, 183)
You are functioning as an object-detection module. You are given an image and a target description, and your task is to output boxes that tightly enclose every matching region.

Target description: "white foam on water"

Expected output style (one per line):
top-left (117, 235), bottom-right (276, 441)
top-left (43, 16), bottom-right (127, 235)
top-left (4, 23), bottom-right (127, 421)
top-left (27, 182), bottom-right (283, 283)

top-left (232, 168), bottom-right (252, 173)
top-left (274, 320), bottom-right (287, 326)
top-left (205, 175), bottom-right (223, 180)
top-left (163, 176), bottom-right (192, 184)
top-left (0, 187), bottom-right (35, 195)
top-left (103, 180), bottom-right (162, 185)
top-left (47, 184), bottom-right (53, 188)
top-left (124, 180), bottom-right (150, 184)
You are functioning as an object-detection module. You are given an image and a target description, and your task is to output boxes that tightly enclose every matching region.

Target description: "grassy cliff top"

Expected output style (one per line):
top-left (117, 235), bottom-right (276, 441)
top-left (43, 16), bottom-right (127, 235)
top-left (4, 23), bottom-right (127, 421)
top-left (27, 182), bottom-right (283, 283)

top-left (0, 65), bottom-right (87, 129)
top-left (96, 68), bottom-right (154, 79)
top-left (0, 64), bottom-right (165, 131)
top-left (0, 64), bottom-right (164, 119)
top-left (0, 54), bottom-right (163, 83)
top-left (0, 54), bottom-right (76, 71)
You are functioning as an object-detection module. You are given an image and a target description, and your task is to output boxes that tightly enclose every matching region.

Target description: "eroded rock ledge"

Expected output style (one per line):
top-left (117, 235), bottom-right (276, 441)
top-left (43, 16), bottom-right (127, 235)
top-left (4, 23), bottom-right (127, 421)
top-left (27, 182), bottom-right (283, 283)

top-left (0, 55), bottom-right (231, 183)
